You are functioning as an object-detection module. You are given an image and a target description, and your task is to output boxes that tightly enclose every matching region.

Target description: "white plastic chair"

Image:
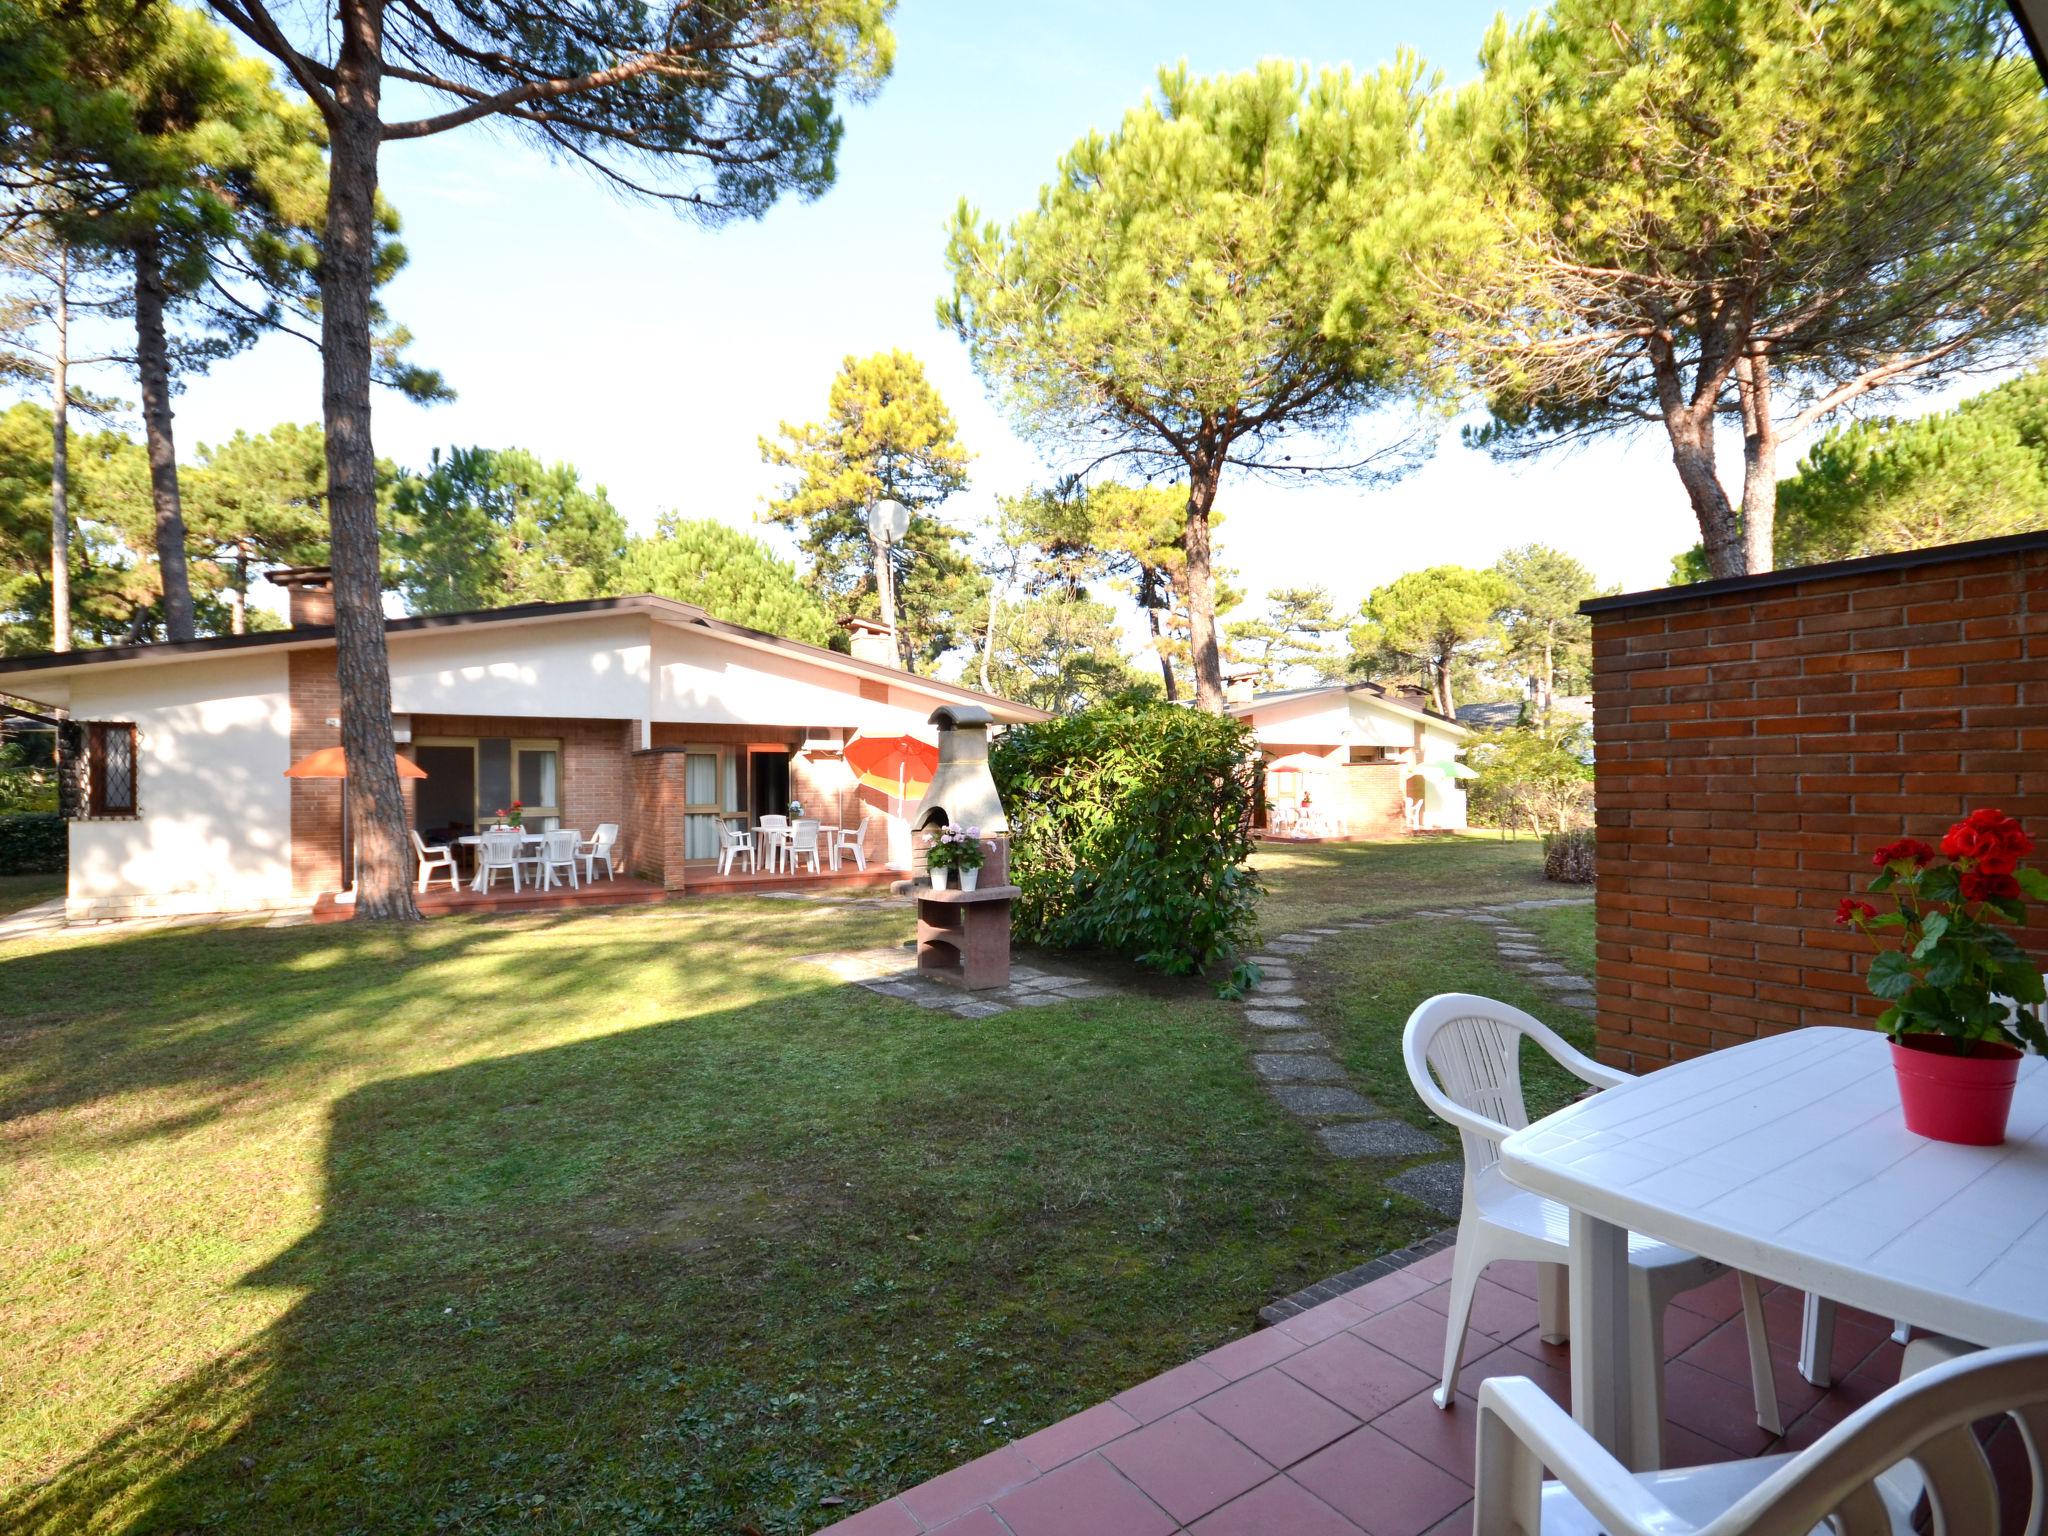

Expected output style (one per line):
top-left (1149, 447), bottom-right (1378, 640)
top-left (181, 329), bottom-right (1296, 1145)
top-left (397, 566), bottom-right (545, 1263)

top-left (786, 818), bottom-right (822, 874)
top-left (716, 821), bottom-right (755, 876)
top-left (756, 814), bottom-right (788, 874)
top-left (1472, 1338), bottom-right (2048, 1536)
top-left (536, 829), bottom-right (579, 891)
top-left (474, 830), bottom-right (523, 893)
top-left (1403, 994), bottom-right (1781, 1456)
top-left (831, 813), bottom-right (875, 872)
top-left (411, 828), bottom-right (459, 893)
top-left (578, 823), bottom-right (618, 883)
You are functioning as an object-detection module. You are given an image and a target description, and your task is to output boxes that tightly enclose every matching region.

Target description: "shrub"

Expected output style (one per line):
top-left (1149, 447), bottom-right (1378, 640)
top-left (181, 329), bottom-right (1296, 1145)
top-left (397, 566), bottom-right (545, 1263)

top-left (0, 812), bottom-right (65, 875)
top-left (990, 702), bottom-right (1260, 975)
top-left (1468, 726), bottom-right (1594, 835)
top-left (1542, 827), bottom-right (1596, 884)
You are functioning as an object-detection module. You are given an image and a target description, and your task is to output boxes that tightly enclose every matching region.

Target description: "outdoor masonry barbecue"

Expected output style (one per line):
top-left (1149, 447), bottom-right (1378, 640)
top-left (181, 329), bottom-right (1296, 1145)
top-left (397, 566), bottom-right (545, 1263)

top-left (909, 704), bottom-right (1018, 990)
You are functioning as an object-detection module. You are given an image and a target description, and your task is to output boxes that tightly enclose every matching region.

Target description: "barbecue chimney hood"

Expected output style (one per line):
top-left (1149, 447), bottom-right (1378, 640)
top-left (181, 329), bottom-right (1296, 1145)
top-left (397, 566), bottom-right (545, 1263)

top-left (910, 705), bottom-right (1008, 836)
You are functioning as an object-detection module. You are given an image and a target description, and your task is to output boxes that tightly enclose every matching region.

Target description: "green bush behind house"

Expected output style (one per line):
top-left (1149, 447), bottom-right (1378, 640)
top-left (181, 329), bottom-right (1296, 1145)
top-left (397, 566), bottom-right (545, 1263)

top-left (0, 813), bottom-right (65, 875)
top-left (990, 704), bottom-right (1261, 974)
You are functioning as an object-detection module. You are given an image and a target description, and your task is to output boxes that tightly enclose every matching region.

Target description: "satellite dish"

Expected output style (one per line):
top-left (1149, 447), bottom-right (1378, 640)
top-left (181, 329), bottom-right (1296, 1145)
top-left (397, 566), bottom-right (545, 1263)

top-left (867, 499), bottom-right (910, 546)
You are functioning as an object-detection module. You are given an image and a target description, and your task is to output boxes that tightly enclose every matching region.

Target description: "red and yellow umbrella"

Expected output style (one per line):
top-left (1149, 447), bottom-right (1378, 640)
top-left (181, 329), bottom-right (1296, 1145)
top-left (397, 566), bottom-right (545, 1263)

top-left (843, 733), bottom-right (938, 801)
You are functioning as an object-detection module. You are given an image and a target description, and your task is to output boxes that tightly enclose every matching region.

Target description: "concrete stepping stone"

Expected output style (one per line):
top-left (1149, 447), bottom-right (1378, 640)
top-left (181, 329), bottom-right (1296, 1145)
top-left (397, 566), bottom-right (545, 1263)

top-left (1247, 994), bottom-right (1307, 1009)
top-left (1512, 960), bottom-right (1566, 975)
top-left (1253, 1053), bottom-right (1346, 1083)
top-left (952, 1000), bottom-right (1009, 1018)
top-left (1316, 1119), bottom-right (1445, 1159)
top-left (1255, 977), bottom-right (1298, 993)
top-left (1304, 927), bottom-right (1345, 935)
top-left (1388, 1160), bottom-right (1464, 1217)
top-left (1464, 914), bottom-right (1507, 925)
top-left (1245, 1008), bottom-right (1313, 1029)
top-left (1259, 1030), bottom-right (1331, 1053)
top-left (1269, 1084), bottom-right (1378, 1117)
top-left (1533, 974), bottom-right (1594, 992)
top-left (1265, 943), bottom-right (1313, 955)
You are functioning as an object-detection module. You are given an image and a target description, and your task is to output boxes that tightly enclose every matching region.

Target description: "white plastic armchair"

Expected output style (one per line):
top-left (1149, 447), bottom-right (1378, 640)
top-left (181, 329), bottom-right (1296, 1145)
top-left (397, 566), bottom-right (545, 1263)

top-left (831, 814), bottom-right (874, 873)
top-left (410, 828), bottom-right (459, 894)
top-left (716, 821), bottom-right (755, 876)
top-left (536, 829), bottom-right (579, 891)
top-left (786, 818), bottom-right (822, 874)
top-left (1472, 1339), bottom-right (2048, 1536)
top-left (1403, 994), bottom-right (1780, 1455)
top-left (577, 823), bottom-right (618, 883)
top-left (475, 830), bottom-right (523, 893)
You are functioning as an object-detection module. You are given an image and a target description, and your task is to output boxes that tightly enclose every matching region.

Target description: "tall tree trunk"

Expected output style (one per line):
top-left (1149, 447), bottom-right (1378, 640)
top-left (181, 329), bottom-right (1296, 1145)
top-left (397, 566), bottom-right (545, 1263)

top-left (1146, 599), bottom-right (1177, 702)
top-left (1183, 463), bottom-right (1225, 713)
top-left (230, 539), bottom-right (249, 636)
top-left (1539, 622), bottom-right (1555, 722)
top-left (1651, 342), bottom-right (1744, 580)
top-left (49, 249), bottom-right (70, 654)
top-left (132, 234), bottom-right (197, 642)
top-left (1431, 651), bottom-right (1454, 719)
top-left (979, 569), bottom-right (999, 694)
top-left (325, 2), bottom-right (417, 921)
top-left (1736, 354), bottom-right (1778, 575)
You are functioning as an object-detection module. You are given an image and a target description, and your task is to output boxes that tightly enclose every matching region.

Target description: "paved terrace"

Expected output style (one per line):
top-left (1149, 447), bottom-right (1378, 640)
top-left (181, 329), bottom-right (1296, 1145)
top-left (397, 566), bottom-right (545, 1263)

top-left (823, 1247), bottom-right (1923, 1536)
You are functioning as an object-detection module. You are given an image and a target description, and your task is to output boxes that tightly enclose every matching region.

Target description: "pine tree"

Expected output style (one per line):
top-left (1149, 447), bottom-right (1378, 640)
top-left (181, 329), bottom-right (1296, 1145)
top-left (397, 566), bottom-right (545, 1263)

top-left (613, 515), bottom-right (835, 646)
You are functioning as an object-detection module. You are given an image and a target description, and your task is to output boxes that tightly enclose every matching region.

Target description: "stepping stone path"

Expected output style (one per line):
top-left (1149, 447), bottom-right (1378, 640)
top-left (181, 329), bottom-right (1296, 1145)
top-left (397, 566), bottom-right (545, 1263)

top-left (1231, 896), bottom-right (1597, 1217)
top-left (801, 947), bottom-right (1129, 1018)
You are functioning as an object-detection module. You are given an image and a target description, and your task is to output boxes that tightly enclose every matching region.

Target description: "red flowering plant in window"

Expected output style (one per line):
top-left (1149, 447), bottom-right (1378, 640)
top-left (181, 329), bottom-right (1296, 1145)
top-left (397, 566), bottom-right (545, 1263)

top-left (1837, 810), bottom-right (2048, 1055)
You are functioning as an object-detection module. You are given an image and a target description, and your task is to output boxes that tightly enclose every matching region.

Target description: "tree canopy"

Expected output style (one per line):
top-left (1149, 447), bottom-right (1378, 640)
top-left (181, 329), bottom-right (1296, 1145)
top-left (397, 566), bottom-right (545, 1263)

top-left (183, 423), bottom-right (333, 633)
top-left (613, 514), bottom-right (835, 646)
top-left (1226, 586), bottom-right (1344, 691)
top-left (1491, 544), bottom-right (1600, 717)
top-left (1447, 0), bottom-right (2048, 578)
top-left (1352, 565), bottom-right (1513, 718)
top-left (387, 447), bottom-right (627, 615)
top-left (944, 59), bottom-right (1448, 710)
top-left (759, 350), bottom-right (977, 670)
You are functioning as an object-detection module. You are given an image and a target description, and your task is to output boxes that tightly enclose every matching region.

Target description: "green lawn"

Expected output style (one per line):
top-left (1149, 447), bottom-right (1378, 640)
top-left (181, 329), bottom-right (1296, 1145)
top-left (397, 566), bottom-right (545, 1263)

top-left (1251, 831), bottom-right (1550, 933)
top-left (0, 872), bottom-right (62, 917)
top-left (0, 841), bottom-right (1589, 1534)
top-left (1512, 898), bottom-right (1598, 980)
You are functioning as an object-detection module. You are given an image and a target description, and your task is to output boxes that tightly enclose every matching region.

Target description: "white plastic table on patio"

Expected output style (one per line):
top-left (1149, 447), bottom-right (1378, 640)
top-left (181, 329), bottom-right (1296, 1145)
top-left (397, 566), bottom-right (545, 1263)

top-left (1498, 1025), bottom-right (2048, 1473)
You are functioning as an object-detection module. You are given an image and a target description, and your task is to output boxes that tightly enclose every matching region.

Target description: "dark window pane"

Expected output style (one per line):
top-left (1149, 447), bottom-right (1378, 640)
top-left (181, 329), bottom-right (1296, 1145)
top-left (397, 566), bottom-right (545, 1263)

top-left (517, 750), bottom-right (556, 806)
top-left (478, 738), bottom-right (512, 814)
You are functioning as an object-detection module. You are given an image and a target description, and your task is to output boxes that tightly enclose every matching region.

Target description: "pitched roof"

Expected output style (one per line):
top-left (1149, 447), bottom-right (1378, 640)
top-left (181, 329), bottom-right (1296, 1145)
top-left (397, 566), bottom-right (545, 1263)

top-left (1226, 679), bottom-right (1470, 736)
top-left (0, 593), bottom-right (1051, 721)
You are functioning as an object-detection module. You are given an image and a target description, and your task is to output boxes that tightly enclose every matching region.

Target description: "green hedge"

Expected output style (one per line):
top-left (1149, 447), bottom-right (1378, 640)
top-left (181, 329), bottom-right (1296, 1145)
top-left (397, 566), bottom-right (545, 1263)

top-left (0, 812), bottom-right (66, 875)
top-left (990, 703), bottom-right (1261, 975)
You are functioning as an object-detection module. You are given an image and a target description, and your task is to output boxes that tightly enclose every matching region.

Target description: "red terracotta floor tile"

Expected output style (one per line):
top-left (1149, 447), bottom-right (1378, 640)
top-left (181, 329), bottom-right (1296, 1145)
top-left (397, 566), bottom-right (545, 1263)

top-left (1196, 1366), bottom-right (1362, 1468)
top-left (1280, 1296), bottom-right (1375, 1345)
top-left (928, 1510), bottom-right (1008, 1536)
top-left (1668, 1270), bottom-right (1748, 1322)
top-left (1407, 1248), bottom-right (1458, 1285)
top-left (1200, 1324), bottom-right (1308, 1383)
top-left (897, 1446), bottom-right (1038, 1530)
top-left (1455, 1342), bottom-right (1571, 1410)
top-left (1280, 1331), bottom-right (1436, 1421)
top-left (1501, 1326), bottom-right (1571, 1372)
top-left (1291, 1425), bottom-right (1474, 1536)
top-left (1485, 1260), bottom-right (1544, 1299)
top-left (1099, 1408), bottom-right (1277, 1524)
top-left (1187, 1475), bottom-right (1370, 1536)
top-left (818, 1496), bottom-right (921, 1535)
top-left (1341, 1266), bottom-right (1439, 1316)
top-left (1011, 1399), bottom-right (1143, 1475)
top-left (1114, 1359), bottom-right (1231, 1424)
top-left (1660, 1358), bottom-right (1778, 1457)
top-left (1413, 1276), bottom-right (1538, 1341)
top-left (1420, 1502), bottom-right (1474, 1536)
top-left (1677, 1320), bottom-right (1829, 1423)
top-left (991, 1452), bottom-right (1177, 1536)
top-left (1369, 1385), bottom-right (1483, 1481)
top-left (1352, 1299), bottom-right (1457, 1375)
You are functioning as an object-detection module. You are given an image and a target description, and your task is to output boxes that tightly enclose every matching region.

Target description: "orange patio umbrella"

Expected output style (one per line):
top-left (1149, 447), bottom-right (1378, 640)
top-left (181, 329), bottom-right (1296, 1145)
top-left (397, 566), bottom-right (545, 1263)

top-left (283, 747), bottom-right (427, 890)
top-left (843, 733), bottom-right (938, 801)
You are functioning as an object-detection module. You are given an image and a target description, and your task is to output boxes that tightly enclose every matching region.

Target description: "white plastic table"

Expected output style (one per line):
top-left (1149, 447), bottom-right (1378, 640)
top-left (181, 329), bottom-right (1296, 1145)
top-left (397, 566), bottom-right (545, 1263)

top-left (1498, 1026), bottom-right (2048, 1471)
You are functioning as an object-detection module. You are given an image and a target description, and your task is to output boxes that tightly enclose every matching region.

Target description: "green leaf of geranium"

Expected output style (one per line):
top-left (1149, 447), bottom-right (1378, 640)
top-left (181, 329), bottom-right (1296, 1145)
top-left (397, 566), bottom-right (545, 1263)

top-left (1871, 868), bottom-right (1897, 894)
top-left (1867, 949), bottom-right (1918, 1000)
top-left (1919, 865), bottom-right (1960, 903)
top-left (1911, 911), bottom-right (1950, 957)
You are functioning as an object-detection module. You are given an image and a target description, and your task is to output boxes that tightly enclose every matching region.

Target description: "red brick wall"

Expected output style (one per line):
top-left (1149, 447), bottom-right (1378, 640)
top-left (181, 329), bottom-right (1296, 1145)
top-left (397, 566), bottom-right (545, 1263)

top-left (288, 651), bottom-right (343, 897)
top-left (1588, 535), bottom-right (2048, 1074)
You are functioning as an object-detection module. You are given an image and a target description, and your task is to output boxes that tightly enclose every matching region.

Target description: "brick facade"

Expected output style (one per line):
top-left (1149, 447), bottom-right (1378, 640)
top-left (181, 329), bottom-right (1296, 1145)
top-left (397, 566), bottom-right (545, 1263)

top-left (287, 650), bottom-right (343, 896)
top-left (1587, 533), bottom-right (2048, 1074)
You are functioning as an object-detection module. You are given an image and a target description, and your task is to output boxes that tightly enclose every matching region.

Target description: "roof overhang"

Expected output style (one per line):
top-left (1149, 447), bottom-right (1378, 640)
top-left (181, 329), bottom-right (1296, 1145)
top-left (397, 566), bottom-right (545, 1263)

top-left (2013, 0), bottom-right (2048, 78)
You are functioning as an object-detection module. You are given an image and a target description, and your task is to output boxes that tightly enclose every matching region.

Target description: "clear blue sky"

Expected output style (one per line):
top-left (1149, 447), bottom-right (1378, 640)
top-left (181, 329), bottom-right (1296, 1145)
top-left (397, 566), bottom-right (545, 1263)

top-left (101, 1), bottom-right (1987, 642)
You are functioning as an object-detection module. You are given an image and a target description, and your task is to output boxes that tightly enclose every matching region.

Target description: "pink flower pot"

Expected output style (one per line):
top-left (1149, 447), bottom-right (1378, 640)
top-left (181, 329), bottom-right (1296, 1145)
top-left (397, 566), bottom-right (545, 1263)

top-left (1890, 1035), bottom-right (2023, 1146)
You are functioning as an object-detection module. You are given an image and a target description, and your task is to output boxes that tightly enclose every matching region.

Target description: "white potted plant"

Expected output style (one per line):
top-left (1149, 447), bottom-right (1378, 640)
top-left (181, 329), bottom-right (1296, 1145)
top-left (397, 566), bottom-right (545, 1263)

top-left (926, 825), bottom-right (987, 891)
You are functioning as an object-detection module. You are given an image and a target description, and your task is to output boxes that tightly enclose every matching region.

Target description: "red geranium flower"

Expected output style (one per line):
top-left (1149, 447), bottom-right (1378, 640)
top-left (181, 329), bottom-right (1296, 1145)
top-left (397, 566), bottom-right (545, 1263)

top-left (1834, 897), bottom-right (1877, 926)
top-left (1871, 837), bottom-right (1936, 869)
top-left (1941, 808), bottom-right (2034, 873)
top-left (1960, 869), bottom-right (2022, 903)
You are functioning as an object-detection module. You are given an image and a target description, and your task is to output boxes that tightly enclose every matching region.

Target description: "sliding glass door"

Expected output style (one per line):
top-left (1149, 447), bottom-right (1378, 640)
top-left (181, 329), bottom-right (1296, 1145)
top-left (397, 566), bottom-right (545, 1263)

top-left (415, 736), bottom-right (563, 831)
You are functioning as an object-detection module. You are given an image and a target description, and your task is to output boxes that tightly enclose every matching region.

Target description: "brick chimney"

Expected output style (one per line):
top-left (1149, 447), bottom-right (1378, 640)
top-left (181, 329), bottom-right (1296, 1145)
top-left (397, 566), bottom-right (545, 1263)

top-left (841, 615), bottom-right (898, 668)
top-left (267, 566), bottom-right (335, 629)
top-left (1224, 668), bottom-right (1258, 706)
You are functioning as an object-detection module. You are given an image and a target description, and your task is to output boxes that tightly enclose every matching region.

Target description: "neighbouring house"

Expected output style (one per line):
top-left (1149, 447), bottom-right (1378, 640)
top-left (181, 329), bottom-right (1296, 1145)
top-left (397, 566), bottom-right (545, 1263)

top-left (1454, 693), bottom-right (1593, 733)
top-left (1225, 676), bottom-right (1473, 837)
top-left (0, 569), bottom-right (1048, 919)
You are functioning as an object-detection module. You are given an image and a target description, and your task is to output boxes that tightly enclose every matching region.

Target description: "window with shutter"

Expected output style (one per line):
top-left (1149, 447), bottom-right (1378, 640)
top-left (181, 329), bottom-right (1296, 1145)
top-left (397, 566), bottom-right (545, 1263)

top-left (87, 722), bottom-right (137, 817)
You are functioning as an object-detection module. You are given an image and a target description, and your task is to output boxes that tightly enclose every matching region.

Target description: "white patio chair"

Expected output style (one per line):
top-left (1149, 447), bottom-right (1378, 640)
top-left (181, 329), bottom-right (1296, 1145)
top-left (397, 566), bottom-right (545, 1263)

top-left (1471, 1338), bottom-right (2048, 1536)
top-left (831, 813), bottom-right (875, 872)
top-left (410, 828), bottom-right (459, 894)
top-left (716, 820), bottom-right (756, 877)
top-left (786, 818), bottom-right (822, 874)
top-left (536, 829), bottom-right (579, 891)
top-left (756, 814), bottom-right (788, 874)
top-left (1403, 994), bottom-right (1781, 1456)
top-left (578, 823), bottom-right (619, 883)
top-left (475, 830), bottom-right (523, 893)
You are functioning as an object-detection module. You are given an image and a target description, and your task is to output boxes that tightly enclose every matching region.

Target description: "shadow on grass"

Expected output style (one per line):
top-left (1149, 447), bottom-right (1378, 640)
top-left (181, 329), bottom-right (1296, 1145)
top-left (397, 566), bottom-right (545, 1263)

top-left (4, 935), bottom-right (1436, 1535)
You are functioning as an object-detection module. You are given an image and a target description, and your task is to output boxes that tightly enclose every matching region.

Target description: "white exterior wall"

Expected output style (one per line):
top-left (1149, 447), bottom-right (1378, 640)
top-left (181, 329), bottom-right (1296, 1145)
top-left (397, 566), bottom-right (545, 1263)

top-left (387, 613), bottom-right (654, 720)
top-left (650, 626), bottom-right (938, 733)
top-left (62, 653), bottom-right (295, 918)
top-left (1241, 690), bottom-right (1471, 832)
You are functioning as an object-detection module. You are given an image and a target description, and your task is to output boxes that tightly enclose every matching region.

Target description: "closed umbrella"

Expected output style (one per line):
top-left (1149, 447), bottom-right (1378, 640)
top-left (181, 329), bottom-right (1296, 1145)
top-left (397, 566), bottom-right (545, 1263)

top-left (283, 747), bottom-right (427, 889)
